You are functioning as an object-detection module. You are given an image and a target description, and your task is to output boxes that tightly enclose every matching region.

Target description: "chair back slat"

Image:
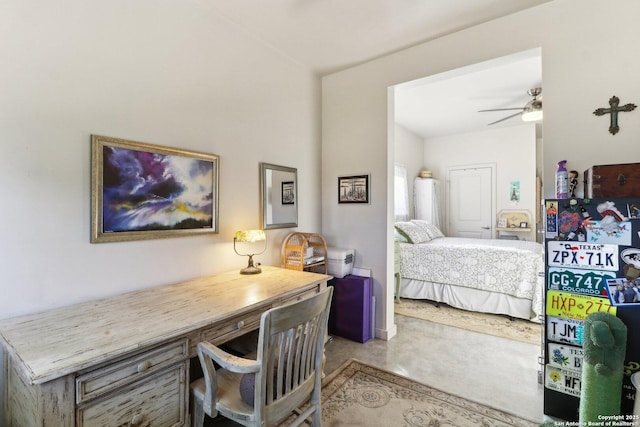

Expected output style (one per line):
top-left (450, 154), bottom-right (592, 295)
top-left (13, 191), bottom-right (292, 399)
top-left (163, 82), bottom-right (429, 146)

top-left (266, 315), bottom-right (322, 402)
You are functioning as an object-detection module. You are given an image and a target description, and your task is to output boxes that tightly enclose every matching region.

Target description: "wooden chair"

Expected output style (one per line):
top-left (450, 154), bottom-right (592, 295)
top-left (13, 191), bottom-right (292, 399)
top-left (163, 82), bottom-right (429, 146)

top-left (190, 287), bottom-right (333, 427)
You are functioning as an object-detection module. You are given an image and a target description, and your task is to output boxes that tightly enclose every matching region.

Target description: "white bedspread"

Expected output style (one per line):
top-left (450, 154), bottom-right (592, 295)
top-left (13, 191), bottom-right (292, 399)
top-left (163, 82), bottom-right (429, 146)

top-left (399, 237), bottom-right (544, 318)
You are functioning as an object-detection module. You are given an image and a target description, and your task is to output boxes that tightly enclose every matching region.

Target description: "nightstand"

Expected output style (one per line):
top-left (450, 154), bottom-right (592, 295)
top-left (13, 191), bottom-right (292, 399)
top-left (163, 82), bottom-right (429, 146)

top-left (496, 210), bottom-right (532, 240)
top-left (394, 240), bottom-right (401, 303)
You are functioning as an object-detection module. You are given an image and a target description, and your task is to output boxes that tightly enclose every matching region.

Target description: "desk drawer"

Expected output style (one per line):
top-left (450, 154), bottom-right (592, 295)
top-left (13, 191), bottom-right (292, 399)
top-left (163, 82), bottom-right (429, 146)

top-left (76, 339), bottom-right (188, 404)
top-left (292, 288), bottom-right (319, 303)
top-left (202, 307), bottom-right (267, 345)
top-left (276, 286), bottom-right (321, 307)
top-left (77, 364), bottom-right (187, 427)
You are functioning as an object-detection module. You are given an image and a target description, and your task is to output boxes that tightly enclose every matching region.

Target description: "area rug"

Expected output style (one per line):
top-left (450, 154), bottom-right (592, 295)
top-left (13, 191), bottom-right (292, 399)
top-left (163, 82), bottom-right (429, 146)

top-left (395, 298), bottom-right (541, 346)
top-left (291, 359), bottom-right (538, 426)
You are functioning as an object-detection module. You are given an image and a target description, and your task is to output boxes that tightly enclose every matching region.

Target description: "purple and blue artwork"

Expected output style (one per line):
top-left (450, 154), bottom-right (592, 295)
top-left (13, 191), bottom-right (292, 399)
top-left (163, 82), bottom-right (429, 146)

top-left (102, 146), bottom-right (214, 233)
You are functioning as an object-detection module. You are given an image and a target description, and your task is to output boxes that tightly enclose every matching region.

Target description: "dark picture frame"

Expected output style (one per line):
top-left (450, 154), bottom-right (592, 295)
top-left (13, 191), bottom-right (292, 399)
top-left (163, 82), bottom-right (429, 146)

top-left (338, 174), bottom-right (370, 204)
top-left (91, 135), bottom-right (219, 243)
top-left (281, 181), bottom-right (295, 205)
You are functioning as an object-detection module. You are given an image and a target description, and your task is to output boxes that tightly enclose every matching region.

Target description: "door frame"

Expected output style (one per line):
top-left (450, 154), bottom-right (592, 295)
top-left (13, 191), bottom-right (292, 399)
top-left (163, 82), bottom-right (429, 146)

top-left (446, 163), bottom-right (496, 238)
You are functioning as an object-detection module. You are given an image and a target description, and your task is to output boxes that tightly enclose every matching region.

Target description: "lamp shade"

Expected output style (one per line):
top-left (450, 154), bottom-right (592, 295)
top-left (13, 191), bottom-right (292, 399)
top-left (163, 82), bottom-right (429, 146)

top-left (234, 230), bottom-right (266, 243)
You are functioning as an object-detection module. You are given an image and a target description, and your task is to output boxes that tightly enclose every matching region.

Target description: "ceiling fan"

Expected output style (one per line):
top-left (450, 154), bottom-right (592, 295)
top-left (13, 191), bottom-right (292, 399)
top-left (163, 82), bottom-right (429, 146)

top-left (479, 87), bottom-right (543, 125)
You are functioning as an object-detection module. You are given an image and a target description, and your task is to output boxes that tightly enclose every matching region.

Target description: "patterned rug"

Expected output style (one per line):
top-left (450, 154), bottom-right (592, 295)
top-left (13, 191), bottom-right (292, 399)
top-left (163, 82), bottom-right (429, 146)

top-left (395, 298), bottom-right (541, 346)
top-left (305, 359), bottom-right (538, 426)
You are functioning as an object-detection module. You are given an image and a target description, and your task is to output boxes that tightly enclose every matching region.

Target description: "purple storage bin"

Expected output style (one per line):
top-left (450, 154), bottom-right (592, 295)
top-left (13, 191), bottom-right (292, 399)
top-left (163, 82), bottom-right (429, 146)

top-left (328, 275), bottom-right (373, 343)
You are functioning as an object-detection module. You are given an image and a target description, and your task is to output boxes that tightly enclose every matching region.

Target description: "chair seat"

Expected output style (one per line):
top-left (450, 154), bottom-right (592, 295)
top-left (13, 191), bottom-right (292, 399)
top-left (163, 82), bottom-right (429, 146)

top-left (191, 368), bottom-right (256, 424)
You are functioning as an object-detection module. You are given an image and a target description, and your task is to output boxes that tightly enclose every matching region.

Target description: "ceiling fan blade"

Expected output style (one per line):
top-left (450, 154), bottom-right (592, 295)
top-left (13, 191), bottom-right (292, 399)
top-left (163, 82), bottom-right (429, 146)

top-left (478, 108), bottom-right (525, 112)
top-left (487, 111), bottom-right (522, 125)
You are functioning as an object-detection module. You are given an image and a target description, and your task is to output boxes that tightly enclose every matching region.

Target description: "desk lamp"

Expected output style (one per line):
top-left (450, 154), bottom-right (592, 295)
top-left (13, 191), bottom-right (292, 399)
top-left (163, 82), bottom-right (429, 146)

top-left (234, 230), bottom-right (267, 274)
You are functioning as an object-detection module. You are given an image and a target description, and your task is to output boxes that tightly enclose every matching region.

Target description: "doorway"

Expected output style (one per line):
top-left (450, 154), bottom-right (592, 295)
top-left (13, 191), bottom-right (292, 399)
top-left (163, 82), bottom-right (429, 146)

top-left (390, 48), bottom-right (542, 317)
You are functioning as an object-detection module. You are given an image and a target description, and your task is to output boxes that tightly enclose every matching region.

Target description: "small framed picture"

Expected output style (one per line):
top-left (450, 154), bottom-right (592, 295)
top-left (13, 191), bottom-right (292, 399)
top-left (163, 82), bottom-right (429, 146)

top-left (338, 174), bottom-right (370, 204)
top-left (497, 218), bottom-right (507, 228)
top-left (627, 202), bottom-right (640, 219)
top-left (520, 222), bottom-right (528, 228)
top-left (281, 181), bottom-right (295, 205)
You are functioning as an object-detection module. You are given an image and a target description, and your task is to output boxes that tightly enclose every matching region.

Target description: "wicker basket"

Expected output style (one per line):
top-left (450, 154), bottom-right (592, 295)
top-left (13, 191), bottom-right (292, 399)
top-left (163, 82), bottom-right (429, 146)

top-left (282, 232), bottom-right (327, 274)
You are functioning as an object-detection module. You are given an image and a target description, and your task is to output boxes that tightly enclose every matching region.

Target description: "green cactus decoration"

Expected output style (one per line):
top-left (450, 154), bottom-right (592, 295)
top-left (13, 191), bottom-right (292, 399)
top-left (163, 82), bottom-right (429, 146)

top-left (579, 311), bottom-right (627, 423)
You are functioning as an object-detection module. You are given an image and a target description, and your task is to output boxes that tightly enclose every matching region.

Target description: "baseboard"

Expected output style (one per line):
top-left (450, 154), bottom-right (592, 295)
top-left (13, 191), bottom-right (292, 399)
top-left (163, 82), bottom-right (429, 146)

top-left (375, 323), bottom-right (397, 341)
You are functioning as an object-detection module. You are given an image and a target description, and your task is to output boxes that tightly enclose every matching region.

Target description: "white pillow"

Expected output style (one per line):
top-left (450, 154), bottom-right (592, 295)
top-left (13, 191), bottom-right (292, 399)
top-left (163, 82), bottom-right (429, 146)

top-left (411, 220), bottom-right (445, 239)
top-left (394, 222), bottom-right (431, 244)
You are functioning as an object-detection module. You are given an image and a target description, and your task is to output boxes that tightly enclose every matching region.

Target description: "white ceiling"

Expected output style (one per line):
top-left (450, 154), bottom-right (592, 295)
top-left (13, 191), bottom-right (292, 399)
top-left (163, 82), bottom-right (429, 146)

top-left (206, 0), bottom-right (549, 138)
top-left (394, 49), bottom-right (542, 139)
top-left (206, 0), bottom-right (550, 76)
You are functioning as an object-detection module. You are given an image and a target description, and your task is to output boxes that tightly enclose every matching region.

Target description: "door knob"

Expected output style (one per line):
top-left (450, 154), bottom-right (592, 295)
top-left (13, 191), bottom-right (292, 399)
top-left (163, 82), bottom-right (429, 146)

top-left (481, 226), bottom-right (490, 230)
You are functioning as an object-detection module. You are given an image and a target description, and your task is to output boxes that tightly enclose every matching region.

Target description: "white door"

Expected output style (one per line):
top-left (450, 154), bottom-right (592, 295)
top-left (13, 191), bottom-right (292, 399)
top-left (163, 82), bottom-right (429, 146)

top-left (448, 165), bottom-right (494, 239)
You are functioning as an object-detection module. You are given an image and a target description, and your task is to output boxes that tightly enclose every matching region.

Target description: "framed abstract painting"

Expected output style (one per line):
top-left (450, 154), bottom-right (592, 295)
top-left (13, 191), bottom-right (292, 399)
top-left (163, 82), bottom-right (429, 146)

top-left (91, 135), bottom-right (219, 243)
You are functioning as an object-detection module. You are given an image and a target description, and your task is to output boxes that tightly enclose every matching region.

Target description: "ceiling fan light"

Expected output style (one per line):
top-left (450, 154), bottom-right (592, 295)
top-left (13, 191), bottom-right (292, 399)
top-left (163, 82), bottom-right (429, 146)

top-left (522, 109), bottom-right (543, 122)
top-left (522, 96), bottom-right (542, 122)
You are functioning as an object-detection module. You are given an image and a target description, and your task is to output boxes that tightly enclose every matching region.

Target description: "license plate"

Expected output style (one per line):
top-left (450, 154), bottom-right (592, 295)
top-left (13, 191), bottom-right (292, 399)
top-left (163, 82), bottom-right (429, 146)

top-left (547, 316), bottom-right (584, 345)
top-left (547, 267), bottom-right (615, 296)
top-left (545, 365), bottom-right (581, 397)
top-left (547, 241), bottom-right (619, 271)
top-left (548, 343), bottom-right (583, 371)
top-left (546, 290), bottom-right (616, 320)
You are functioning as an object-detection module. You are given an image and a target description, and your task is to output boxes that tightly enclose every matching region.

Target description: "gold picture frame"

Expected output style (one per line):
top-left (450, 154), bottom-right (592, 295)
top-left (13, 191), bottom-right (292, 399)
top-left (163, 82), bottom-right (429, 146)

top-left (91, 135), bottom-right (219, 243)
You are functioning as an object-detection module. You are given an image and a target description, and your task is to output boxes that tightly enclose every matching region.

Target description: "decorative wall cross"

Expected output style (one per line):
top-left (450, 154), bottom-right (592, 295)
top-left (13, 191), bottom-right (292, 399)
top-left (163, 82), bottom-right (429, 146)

top-left (593, 96), bottom-right (636, 135)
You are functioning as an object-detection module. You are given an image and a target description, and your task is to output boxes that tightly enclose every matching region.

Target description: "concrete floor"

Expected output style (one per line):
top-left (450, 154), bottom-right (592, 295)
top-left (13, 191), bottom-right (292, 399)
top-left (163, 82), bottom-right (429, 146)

top-left (323, 314), bottom-right (544, 424)
top-left (204, 313), bottom-right (545, 425)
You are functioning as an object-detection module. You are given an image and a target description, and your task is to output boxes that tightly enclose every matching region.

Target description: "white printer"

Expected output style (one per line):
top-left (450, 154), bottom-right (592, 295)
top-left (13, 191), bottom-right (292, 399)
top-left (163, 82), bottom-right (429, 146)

top-left (326, 247), bottom-right (354, 278)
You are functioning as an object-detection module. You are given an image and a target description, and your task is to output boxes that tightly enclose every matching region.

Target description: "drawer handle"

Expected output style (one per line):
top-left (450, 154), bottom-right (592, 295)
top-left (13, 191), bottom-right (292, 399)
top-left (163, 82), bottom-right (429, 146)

top-left (137, 360), bottom-right (152, 373)
top-left (237, 320), bottom-right (245, 329)
top-left (130, 414), bottom-right (144, 426)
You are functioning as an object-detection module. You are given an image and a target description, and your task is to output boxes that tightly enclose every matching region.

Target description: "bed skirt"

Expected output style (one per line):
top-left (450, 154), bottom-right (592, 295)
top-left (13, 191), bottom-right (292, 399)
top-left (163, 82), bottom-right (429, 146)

top-left (400, 278), bottom-right (541, 323)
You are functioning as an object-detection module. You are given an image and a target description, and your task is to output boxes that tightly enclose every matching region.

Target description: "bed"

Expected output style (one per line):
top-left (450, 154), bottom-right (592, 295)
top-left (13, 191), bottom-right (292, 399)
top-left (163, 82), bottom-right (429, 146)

top-left (395, 220), bottom-right (544, 322)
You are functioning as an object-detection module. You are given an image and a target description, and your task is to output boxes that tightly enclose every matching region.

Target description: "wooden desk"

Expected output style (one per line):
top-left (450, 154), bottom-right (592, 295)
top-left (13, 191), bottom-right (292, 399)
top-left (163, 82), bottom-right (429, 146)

top-left (0, 266), bottom-right (330, 426)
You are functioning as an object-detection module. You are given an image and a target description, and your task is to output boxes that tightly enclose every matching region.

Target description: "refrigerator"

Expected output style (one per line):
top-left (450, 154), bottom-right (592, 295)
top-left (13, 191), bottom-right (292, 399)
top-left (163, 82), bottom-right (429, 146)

top-left (543, 197), bottom-right (640, 421)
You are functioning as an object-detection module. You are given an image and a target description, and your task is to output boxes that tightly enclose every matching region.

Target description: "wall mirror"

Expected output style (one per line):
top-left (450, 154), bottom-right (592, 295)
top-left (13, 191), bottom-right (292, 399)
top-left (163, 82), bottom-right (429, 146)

top-left (260, 162), bottom-right (298, 229)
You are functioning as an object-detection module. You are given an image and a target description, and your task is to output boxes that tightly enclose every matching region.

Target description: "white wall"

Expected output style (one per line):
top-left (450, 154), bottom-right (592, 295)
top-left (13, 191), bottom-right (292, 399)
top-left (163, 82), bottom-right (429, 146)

top-left (425, 125), bottom-right (537, 241)
top-left (0, 3), bottom-right (321, 409)
top-left (322, 0), bottom-right (640, 339)
top-left (0, 0), bottom-right (322, 320)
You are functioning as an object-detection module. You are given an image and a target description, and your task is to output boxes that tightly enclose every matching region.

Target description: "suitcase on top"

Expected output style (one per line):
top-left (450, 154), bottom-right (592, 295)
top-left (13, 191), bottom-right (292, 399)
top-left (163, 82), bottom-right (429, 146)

top-left (584, 163), bottom-right (640, 198)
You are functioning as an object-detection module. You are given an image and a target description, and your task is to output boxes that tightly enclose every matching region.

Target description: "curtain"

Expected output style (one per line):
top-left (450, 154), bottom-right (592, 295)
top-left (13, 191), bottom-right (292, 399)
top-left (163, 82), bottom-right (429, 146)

top-left (394, 164), bottom-right (410, 222)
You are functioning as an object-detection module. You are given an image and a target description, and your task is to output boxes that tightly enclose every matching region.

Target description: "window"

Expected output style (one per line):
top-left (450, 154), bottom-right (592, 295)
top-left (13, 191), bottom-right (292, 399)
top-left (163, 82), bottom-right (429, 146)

top-left (394, 164), bottom-right (409, 222)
